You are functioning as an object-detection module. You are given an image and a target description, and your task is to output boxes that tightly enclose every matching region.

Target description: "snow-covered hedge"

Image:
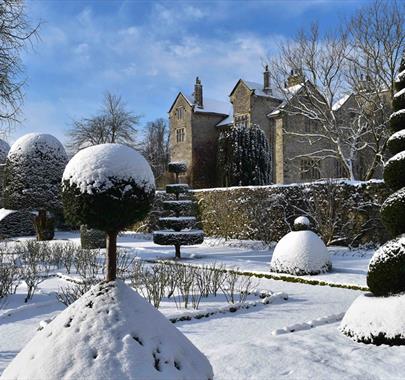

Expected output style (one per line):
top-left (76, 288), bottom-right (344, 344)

top-left (140, 180), bottom-right (388, 247)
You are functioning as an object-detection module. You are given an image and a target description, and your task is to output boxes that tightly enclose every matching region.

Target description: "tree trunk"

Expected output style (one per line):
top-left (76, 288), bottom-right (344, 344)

top-left (175, 244), bottom-right (181, 259)
top-left (106, 231), bottom-right (118, 281)
top-left (34, 209), bottom-right (54, 241)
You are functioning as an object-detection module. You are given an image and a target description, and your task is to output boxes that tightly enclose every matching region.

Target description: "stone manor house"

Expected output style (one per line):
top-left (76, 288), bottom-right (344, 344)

top-left (168, 67), bottom-right (384, 189)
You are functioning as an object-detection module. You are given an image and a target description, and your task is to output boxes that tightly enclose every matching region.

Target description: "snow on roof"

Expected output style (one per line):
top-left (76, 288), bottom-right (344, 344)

top-left (216, 114), bottom-right (234, 127)
top-left (1, 280), bottom-right (213, 380)
top-left (8, 133), bottom-right (66, 160)
top-left (268, 83), bottom-right (304, 117)
top-left (184, 94), bottom-right (229, 115)
top-left (62, 143), bottom-right (155, 195)
top-left (242, 80), bottom-right (275, 97)
top-left (332, 94), bottom-right (352, 111)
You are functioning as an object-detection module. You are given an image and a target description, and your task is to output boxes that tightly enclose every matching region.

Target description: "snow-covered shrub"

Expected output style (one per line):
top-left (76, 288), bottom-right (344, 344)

top-left (168, 161), bottom-right (187, 174)
top-left (367, 236), bottom-right (405, 296)
top-left (270, 217), bottom-right (331, 275)
top-left (153, 162), bottom-right (203, 259)
top-left (217, 124), bottom-right (272, 186)
top-left (80, 224), bottom-right (106, 249)
top-left (3, 133), bottom-right (68, 240)
top-left (293, 216), bottom-right (310, 231)
top-left (341, 52), bottom-right (405, 345)
top-left (62, 143), bottom-right (155, 281)
top-left (2, 281), bottom-right (214, 380)
top-left (367, 53), bottom-right (405, 297)
top-left (0, 208), bottom-right (35, 238)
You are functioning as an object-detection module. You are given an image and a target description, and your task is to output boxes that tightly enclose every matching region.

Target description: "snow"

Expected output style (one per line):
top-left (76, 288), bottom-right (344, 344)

top-left (340, 292), bottom-right (405, 344)
top-left (396, 69), bottom-right (405, 82)
top-left (242, 80), bottom-right (275, 97)
top-left (62, 143), bottom-right (155, 195)
top-left (184, 94), bottom-right (230, 115)
top-left (394, 87), bottom-right (405, 98)
top-left (0, 139), bottom-right (10, 163)
top-left (294, 216), bottom-right (310, 227)
top-left (1, 280), bottom-right (213, 380)
top-left (368, 235), bottom-right (405, 272)
top-left (1, 232), bottom-right (405, 379)
top-left (270, 230), bottom-right (331, 275)
top-left (388, 129), bottom-right (405, 142)
top-left (0, 208), bottom-right (15, 221)
top-left (332, 94), bottom-right (351, 111)
top-left (385, 150), bottom-right (405, 165)
top-left (216, 114), bottom-right (234, 127)
top-left (8, 133), bottom-right (65, 159)
top-left (390, 109), bottom-right (405, 119)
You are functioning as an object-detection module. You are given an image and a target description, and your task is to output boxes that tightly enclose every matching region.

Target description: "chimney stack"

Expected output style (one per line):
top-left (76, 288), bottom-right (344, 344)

top-left (287, 68), bottom-right (304, 88)
top-left (263, 65), bottom-right (272, 95)
top-left (193, 77), bottom-right (203, 108)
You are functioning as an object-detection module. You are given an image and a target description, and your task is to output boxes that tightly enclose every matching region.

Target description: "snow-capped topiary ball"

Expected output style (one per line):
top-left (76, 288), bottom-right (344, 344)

top-left (62, 143), bottom-right (155, 232)
top-left (0, 139), bottom-right (10, 163)
top-left (293, 216), bottom-right (310, 231)
top-left (270, 229), bottom-right (331, 275)
top-left (3, 133), bottom-right (68, 212)
top-left (1, 280), bottom-right (213, 380)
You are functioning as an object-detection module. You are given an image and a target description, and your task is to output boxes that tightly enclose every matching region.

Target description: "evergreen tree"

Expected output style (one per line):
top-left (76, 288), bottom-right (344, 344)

top-left (217, 124), bottom-right (272, 186)
top-left (367, 50), bottom-right (405, 297)
top-left (3, 133), bottom-right (68, 240)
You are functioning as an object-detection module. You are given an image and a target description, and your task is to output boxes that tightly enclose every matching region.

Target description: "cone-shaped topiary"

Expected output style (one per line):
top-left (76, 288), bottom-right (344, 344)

top-left (369, 51), bottom-right (405, 295)
top-left (341, 51), bottom-right (405, 346)
top-left (62, 143), bottom-right (155, 281)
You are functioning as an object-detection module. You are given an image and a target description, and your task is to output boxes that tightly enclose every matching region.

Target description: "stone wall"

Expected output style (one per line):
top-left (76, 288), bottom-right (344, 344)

top-left (141, 180), bottom-right (389, 247)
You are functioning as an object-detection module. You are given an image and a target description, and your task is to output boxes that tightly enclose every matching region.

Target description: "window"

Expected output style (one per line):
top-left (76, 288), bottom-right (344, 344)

top-left (300, 158), bottom-right (320, 181)
top-left (234, 114), bottom-right (249, 128)
top-left (176, 107), bottom-right (185, 120)
top-left (176, 128), bottom-right (185, 143)
top-left (335, 160), bottom-right (348, 178)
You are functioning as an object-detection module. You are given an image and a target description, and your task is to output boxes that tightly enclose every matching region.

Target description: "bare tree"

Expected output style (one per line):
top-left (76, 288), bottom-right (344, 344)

top-left (142, 118), bottom-right (170, 182)
top-left (67, 92), bottom-right (140, 152)
top-left (268, 0), bottom-right (404, 180)
top-left (0, 0), bottom-right (39, 132)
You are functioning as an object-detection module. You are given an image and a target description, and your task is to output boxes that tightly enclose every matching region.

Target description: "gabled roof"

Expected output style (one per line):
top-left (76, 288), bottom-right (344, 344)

top-left (332, 93), bottom-right (352, 111)
top-left (229, 79), bottom-right (279, 99)
top-left (168, 92), bottom-right (229, 116)
top-left (216, 114), bottom-right (233, 127)
top-left (268, 82), bottom-right (305, 117)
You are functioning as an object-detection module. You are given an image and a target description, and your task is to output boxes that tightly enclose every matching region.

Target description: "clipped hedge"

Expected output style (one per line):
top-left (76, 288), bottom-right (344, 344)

top-left (137, 180), bottom-right (389, 247)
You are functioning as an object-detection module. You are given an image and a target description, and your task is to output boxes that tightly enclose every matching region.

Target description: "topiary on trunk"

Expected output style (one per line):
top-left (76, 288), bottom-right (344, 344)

top-left (62, 143), bottom-right (155, 281)
top-left (368, 51), bottom-right (405, 297)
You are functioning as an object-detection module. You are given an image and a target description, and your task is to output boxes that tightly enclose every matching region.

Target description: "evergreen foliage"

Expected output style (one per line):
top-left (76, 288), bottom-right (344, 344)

top-left (3, 133), bottom-right (67, 240)
top-left (217, 124), bottom-right (272, 187)
top-left (367, 50), bottom-right (405, 297)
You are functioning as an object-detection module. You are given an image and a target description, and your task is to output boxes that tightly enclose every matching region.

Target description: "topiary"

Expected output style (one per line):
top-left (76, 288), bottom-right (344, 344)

top-left (3, 133), bottom-right (68, 240)
top-left (62, 143), bottom-right (155, 281)
top-left (367, 51), bottom-right (405, 297)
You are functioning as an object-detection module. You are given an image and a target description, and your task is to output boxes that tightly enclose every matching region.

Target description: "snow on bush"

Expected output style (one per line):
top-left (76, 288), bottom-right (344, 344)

top-left (270, 217), bottom-right (331, 275)
top-left (1, 280), bottom-right (213, 380)
top-left (3, 133), bottom-right (67, 213)
top-left (292, 216), bottom-right (310, 231)
top-left (63, 143), bottom-right (154, 195)
top-left (340, 293), bottom-right (405, 345)
top-left (367, 236), bottom-right (405, 296)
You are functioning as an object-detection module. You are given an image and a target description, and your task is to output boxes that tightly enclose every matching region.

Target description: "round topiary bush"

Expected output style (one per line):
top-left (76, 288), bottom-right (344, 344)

top-left (367, 237), bottom-right (405, 296)
top-left (380, 187), bottom-right (405, 236)
top-left (383, 151), bottom-right (405, 191)
top-left (168, 161), bottom-right (187, 174)
top-left (387, 130), bottom-right (405, 155)
top-left (3, 133), bottom-right (68, 240)
top-left (62, 143), bottom-right (155, 280)
top-left (293, 216), bottom-right (310, 231)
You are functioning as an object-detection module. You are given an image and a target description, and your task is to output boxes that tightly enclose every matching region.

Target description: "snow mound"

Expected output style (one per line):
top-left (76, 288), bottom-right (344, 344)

top-left (1, 280), bottom-right (213, 380)
top-left (0, 139), bottom-right (10, 163)
top-left (62, 144), bottom-right (155, 195)
top-left (270, 230), bottom-right (331, 275)
top-left (340, 292), bottom-right (405, 345)
top-left (8, 133), bottom-right (65, 159)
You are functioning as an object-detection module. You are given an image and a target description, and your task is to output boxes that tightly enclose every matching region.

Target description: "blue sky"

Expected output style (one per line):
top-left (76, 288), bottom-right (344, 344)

top-left (12, 0), bottom-right (368, 145)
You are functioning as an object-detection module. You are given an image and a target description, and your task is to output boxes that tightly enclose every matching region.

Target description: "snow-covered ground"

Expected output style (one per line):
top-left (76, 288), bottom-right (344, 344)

top-left (1, 232), bottom-right (403, 379)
